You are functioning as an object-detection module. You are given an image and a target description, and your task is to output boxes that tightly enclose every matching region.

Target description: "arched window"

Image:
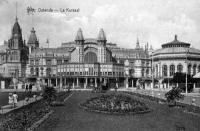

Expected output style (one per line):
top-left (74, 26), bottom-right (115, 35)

top-left (198, 65), bottom-right (200, 73)
top-left (162, 65), bottom-right (167, 77)
top-left (84, 52), bottom-right (97, 63)
top-left (142, 68), bottom-right (145, 77)
top-left (193, 65), bottom-right (197, 75)
top-left (146, 69), bottom-right (149, 77)
top-left (36, 68), bottom-right (39, 76)
top-left (177, 64), bottom-right (183, 73)
top-left (188, 64), bottom-right (192, 75)
top-left (155, 65), bottom-right (158, 77)
top-left (129, 69), bottom-right (134, 76)
top-left (46, 68), bottom-right (51, 76)
top-left (170, 65), bottom-right (175, 76)
top-left (30, 67), bottom-right (34, 75)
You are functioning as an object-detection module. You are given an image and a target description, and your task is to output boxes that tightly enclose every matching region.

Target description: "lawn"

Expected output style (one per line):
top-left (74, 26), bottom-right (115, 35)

top-left (36, 91), bottom-right (200, 131)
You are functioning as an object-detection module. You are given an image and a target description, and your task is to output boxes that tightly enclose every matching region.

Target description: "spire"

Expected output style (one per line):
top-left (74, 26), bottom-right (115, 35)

top-left (15, 2), bottom-right (18, 22)
top-left (136, 37), bottom-right (140, 49)
top-left (97, 28), bottom-right (106, 41)
top-left (75, 28), bottom-right (84, 41)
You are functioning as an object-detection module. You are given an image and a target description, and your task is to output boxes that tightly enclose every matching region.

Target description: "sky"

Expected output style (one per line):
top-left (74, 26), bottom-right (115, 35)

top-left (0, 0), bottom-right (200, 49)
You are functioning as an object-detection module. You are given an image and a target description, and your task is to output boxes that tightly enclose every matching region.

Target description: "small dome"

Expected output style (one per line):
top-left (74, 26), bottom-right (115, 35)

top-left (97, 28), bottom-right (106, 41)
top-left (28, 28), bottom-right (38, 44)
top-left (75, 28), bottom-right (84, 41)
top-left (162, 35), bottom-right (190, 48)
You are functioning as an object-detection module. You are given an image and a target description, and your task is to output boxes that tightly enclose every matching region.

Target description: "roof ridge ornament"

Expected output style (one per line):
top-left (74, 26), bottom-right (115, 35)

top-left (175, 34), bottom-right (178, 41)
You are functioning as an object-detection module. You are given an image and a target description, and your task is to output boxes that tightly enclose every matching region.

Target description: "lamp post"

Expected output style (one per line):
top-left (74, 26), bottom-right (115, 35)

top-left (185, 48), bottom-right (189, 94)
top-left (151, 52), bottom-right (154, 89)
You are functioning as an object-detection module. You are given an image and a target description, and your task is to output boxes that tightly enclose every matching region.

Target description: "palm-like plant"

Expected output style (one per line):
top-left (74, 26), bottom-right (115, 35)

top-left (42, 86), bottom-right (57, 106)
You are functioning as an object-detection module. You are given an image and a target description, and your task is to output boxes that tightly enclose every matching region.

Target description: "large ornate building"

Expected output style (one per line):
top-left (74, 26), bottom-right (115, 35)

top-left (5, 17), bottom-right (200, 92)
top-left (152, 35), bottom-right (200, 90)
top-left (25, 28), bottom-right (151, 89)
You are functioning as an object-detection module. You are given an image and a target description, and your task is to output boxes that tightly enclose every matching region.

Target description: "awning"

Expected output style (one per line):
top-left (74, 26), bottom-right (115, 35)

top-left (194, 72), bottom-right (200, 78)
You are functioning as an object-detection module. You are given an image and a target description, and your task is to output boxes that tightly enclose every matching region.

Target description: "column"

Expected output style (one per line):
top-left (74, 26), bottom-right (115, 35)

top-left (104, 78), bottom-right (107, 85)
top-left (72, 78), bottom-right (75, 89)
top-left (125, 77), bottom-right (128, 88)
top-left (77, 78), bottom-right (79, 87)
top-left (60, 77), bottom-right (62, 89)
top-left (64, 78), bottom-right (66, 87)
top-left (132, 79), bottom-right (134, 88)
top-left (56, 78), bottom-right (58, 87)
top-left (95, 78), bottom-right (97, 87)
top-left (84, 78), bottom-right (87, 89)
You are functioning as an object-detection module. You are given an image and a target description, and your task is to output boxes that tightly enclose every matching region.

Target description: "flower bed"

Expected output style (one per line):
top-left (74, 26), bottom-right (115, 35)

top-left (125, 91), bottom-right (200, 115)
top-left (0, 99), bottom-right (50, 130)
top-left (0, 91), bottom-right (71, 130)
top-left (80, 93), bottom-right (151, 115)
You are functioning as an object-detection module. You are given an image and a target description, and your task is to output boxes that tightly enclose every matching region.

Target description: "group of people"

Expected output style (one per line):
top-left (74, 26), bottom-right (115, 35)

top-left (8, 92), bottom-right (18, 108)
top-left (25, 83), bottom-right (33, 92)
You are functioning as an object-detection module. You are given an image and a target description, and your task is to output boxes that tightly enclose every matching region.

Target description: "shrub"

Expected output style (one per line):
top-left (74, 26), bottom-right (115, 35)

top-left (165, 87), bottom-right (184, 106)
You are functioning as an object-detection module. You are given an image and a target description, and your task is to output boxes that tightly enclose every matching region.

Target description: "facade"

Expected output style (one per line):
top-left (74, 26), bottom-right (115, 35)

top-left (26, 28), bottom-right (151, 89)
top-left (0, 18), bottom-right (28, 88)
top-left (152, 35), bottom-right (200, 90)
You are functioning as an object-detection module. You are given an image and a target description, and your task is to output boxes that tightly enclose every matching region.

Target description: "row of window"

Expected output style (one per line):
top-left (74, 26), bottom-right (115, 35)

top-left (30, 59), bottom-right (68, 65)
top-left (155, 64), bottom-right (200, 77)
top-left (30, 67), bottom-right (124, 77)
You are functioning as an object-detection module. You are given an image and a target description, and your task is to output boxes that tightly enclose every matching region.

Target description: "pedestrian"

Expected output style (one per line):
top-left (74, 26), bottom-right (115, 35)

top-left (13, 92), bottom-right (18, 108)
top-left (8, 93), bottom-right (14, 108)
top-left (25, 83), bottom-right (29, 92)
top-left (29, 83), bottom-right (32, 92)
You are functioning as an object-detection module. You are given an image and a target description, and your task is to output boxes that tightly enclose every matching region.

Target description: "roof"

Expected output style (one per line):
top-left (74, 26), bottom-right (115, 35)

top-left (12, 17), bottom-right (21, 35)
top-left (153, 47), bottom-right (200, 55)
top-left (28, 28), bottom-right (38, 44)
top-left (29, 47), bottom-right (70, 57)
top-left (97, 28), bottom-right (106, 41)
top-left (110, 47), bottom-right (148, 59)
top-left (162, 35), bottom-right (190, 48)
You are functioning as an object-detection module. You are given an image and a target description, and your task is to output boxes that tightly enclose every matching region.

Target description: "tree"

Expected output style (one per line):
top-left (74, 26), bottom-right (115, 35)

top-left (165, 87), bottom-right (184, 106)
top-left (42, 86), bottom-right (57, 106)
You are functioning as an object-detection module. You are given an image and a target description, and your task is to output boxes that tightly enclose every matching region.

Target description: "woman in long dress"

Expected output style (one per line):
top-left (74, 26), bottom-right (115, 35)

top-left (13, 92), bottom-right (18, 108)
top-left (8, 93), bottom-right (13, 108)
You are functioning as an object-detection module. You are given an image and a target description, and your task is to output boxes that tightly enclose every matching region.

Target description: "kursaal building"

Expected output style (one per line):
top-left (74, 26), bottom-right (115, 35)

top-left (0, 17), bottom-right (200, 92)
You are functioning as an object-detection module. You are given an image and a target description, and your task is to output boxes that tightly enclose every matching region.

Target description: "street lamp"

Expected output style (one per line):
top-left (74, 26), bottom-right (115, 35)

top-left (151, 52), bottom-right (154, 89)
top-left (185, 48), bottom-right (189, 94)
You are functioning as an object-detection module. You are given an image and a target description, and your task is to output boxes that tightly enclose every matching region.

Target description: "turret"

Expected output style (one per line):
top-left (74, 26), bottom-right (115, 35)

top-left (75, 28), bottom-right (84, 63)
top-left (97, 28), bottom-right (107, 46)
top-left (27, 27), bottom-right (39, 54)
top-left (75, 28), bottom-right (85, 44)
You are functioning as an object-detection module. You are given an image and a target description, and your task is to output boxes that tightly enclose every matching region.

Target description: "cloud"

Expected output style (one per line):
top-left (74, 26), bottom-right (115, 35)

top-left (0, 0), bottom-right (200, 50)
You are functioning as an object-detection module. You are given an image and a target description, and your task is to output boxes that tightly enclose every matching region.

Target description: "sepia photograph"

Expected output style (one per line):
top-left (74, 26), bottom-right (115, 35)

top-left (0, 0), bottom-right (200, 130)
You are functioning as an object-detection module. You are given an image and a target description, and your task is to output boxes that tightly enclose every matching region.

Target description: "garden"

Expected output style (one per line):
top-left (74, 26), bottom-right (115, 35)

top-left (0, 87), bottom-right (72, 131)
top-left (80, 93), bottom-right (151, 115)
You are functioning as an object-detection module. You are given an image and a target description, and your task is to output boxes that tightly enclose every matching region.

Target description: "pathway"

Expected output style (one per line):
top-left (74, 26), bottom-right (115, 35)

top-left (0, 96), bottom-right (42, 114)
